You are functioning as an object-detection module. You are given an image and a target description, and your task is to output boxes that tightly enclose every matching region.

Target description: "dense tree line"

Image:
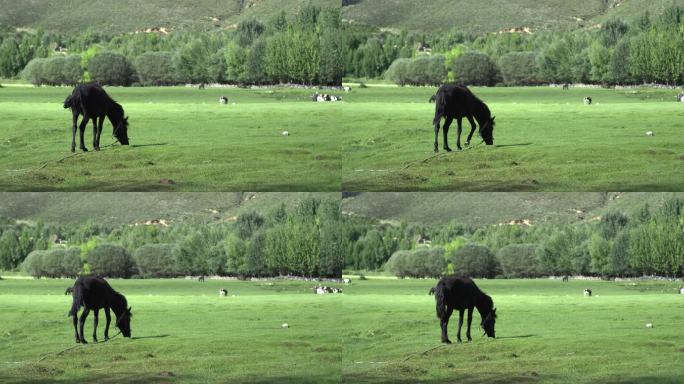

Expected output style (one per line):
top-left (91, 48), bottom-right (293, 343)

top-left (3, 5), bottom-right (344, 86)
top-left (343, 197), bottom-right (684, 279)
top-left (1, 197), bottom-right (343, 279)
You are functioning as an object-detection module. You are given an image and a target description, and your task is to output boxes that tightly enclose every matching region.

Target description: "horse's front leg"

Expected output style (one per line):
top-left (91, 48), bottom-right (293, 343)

top-left (91, 118), bottom-right (99, 151)
top-left (456, 309), bottom-right (465, 343)
top-left (465, 116), bottom-right (477, 146)
top-left (104, 307), bottom-right (111, 340)
top-left (443, 117), bottom-right (453, 152)
top-left (72, 311), bottom-right (80, 343)
top-left (456, 118), bottom-right (463, 150)
top-left (78, 308), bottom-right (90, 344)
top-left (466, 307), bottom-right (473, 342)
top-left (78, 117), bottom-right (89, 152)
top-left (95, 117), bottom-right (104, 150)
top-left (92, 309), bottom-right (99, 343)
top-left (440, 307), bottom-right (453, 344)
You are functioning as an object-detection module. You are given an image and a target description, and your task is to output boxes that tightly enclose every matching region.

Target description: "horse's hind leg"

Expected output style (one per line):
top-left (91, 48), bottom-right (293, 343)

top-left (96, 116), bottom-right (104, 150)
top-left (91, 118), bottom-right (99, 151)
top-left (466, 307), bottom-right (473, 342)
top-left (72, 311), bottom-right (80, 343)
top-left (443, 117), bottom-right (453, 152)
top-left (456, 309), bottom-right (465, 343)
top-left (456, 117), bottom-right (463, 150)
top-left (433, 120), bottom-right (441, 153)
top-left (71, 113), bottom-right (78, 152)
top-left (78, 117), bottom-right (89, 152)
top-left (92, 309), bottom-right (99, 342)
top-left (465, 116), bottom-right (477, 146)
top-left (440, 307), bottom-right (453, 344)
top-left (104, 307), bottom-right (111, 340)
top-left (78, 308), bottom-right (90, 343)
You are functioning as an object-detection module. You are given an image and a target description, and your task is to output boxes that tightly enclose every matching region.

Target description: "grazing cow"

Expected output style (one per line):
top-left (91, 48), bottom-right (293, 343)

top-left (64, 84), bottom-right (130, 152)
top-left (646, 131), bottom-right (654, 137)
top-left (219, 96), bottom-right (228, 104)
top-left (678, 286), bottom-right (684, 295)
top-left (434, 276), bottom-right (496, 343)
top-left (343, 86), bottom-right (352, 92)
top-left (562, 275), bottom-right (569, 282)
top-left (198, 275), bottom-right (205, 282)
top-left (432, 84), bottom-right (495, 152)
top-left (343, 278), bottom-right (352, 284)
top-left (219, 288), bottom-right (228, 296)
top-left (314, 285), bottom-right (342, 294)
top-left (583, 288), bottom-right (592, 297)
top-left (562, 83), bottom-right (569, 90)
top-left (65, 286), bottom-right (74, 295)
top-left (678, 93), bottom-right (684, 102)
top-left (583, 97), bottom-right (592, 105)
top-left (68, 276), bottom-right (132, 343)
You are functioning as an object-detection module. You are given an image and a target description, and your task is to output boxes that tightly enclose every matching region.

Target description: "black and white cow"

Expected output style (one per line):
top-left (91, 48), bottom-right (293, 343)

top-left (583, 288), bottom-right (592, 297)
top-left (219, 96), bottom-right (228, 104)
top-left (219, 288), bottom-right (228, 296)
top-left (583, 97), bottom-right (592, 105)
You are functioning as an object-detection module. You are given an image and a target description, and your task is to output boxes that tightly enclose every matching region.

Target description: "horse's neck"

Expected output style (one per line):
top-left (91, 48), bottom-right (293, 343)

top-left (474, 292), bottom-right (492, 316)
top-left (110, 292), bottom-right (126, 315)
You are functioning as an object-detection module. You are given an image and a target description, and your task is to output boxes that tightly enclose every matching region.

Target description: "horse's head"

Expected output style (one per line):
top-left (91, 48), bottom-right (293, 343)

top-left (115, 116), bottom-right (130, 145)
top-left (480, 116), bottom-right (495, 145)
top-left (117, 306), bottom-right (132, 337)
top-left (481, 307), bottom-right (497, 338)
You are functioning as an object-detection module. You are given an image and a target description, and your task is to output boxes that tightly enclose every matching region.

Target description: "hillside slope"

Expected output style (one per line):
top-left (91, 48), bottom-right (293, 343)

top-left (0, 0), bottom-right (338, 34)
top-left (342, 0), bottom-right (684, 33)
top-left (0, 192), bottom-right (338, 225)
top-left (342, 192), bottom-right (684, 226)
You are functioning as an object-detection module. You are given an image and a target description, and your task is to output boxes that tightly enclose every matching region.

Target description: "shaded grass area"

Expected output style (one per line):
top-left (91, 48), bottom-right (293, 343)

top-left (0, 278), bottom-right (342, 383)
top-left (0, 86), bottom-right (342, 191)
top-left (341, 278), bottom-right (684, 384)
top-left (342, 86), bottom-right (684, 191)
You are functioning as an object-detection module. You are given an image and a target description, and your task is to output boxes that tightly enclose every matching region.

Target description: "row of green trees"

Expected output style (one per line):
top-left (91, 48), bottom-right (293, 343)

top-left (2, 197), bottom-right (343, 279)
top-left (343, 197), bottom-right (684, 278)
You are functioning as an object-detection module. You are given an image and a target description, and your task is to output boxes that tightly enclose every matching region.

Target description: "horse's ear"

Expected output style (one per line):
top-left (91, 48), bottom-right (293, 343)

top-left (128, 306), bottom-right (132, 313)
top-left (492, 116), bottom-right (496, 122)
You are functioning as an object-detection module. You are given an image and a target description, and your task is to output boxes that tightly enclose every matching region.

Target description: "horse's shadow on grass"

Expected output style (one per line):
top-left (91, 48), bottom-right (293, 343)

top-left (494, 142), bottom-right (532, 148)
top-left (496, 334), bottom-right (537, 340)
top-left (130, 334), bottom-right (170, 340)
top-left (130, 142), bottom-right (168, 149)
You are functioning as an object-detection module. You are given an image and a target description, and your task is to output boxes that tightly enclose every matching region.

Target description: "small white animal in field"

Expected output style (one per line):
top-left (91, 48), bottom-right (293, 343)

top-left (679, 286), bottom-right (684, 295)
top-left (583, 288), bottom-right (592, 297)
top-left (645, 323), bottom-right (653, 328)
top-left (646, 131), bottom-right (654, 137)
top-left (343, 278), bottom-right (352, 284)
top-left (282, 323), bottom-right (289, 329)
top-left (282, 131), bottom-right (289, 136)
top-left (219, 288), bottom-right (228, 296)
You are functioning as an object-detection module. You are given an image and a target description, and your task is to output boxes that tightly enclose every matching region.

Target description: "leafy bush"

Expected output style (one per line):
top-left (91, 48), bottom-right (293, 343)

top-left (88, 52), bottom-right (134, 86)
top-left (386, 247), bottom-right (446, 278)
top-left (87, 244), bottom-right (134, 278)
top-left (22, 248), bottom-right (82, 278)
top-left (450, 51), bottom-right (501, 86)
top-left (22, 56), bottom-right (83, 86)
top-left (497, 244), bottom-right (540, 278)
top-left (134, 52), bottom-right (177, 86)
top-left (499, 52), bottom-right (541, 85)
top-left (386, 55), bottom-right (446, 86)
top-left (133, 243), bottom-right (179, 277)
top-left (449, 244), bottom-right (500, 278)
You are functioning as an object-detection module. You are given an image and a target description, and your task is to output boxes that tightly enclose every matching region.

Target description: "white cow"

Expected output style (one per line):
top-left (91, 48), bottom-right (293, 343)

top-left (343, 278), bottom-right (352, 284)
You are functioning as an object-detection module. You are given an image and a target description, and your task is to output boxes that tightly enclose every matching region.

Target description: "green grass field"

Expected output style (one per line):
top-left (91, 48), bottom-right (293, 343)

top-left (0, 277), bottom-right (342, 383)
top-left (341, 86), bottom-right (684, 191)
top-left (0, 86), bottom-right (341, 191)
top-left (341, 277), bottom-right (684, 383)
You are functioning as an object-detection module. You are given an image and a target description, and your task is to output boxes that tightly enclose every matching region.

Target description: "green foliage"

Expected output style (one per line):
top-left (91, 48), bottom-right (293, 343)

top-left (133, 243), bottom-right (178, 277)
top-left (497, 244), bottom-right (540, 278)
top-left (386, 55), bottom-right (446, 86)
top-left (89, 51), bottom-right (134, 86)
top-left (386, 247), bottom-right (446, 278)
top-left (21, 56), bottom-right (83, 86)
top-left (21, 247), bottom-right (82, 278)
top-left (498, 52), bottom-right (541, 85)
top-left (448, 244), bottom-right (499, 278)
top-left (87, 243), bottom-right (134, 277)
top-left (134, 52), bottom-right (177, 86)
top-left (450, 51), bottom-right (501, 86)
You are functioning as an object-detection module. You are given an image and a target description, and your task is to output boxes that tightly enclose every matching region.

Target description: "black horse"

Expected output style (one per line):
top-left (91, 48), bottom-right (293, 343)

top-left (64, 84), bottom-right (129, 152)
top-left (68, 276), bottom-right (132, 343)
top-left (434, 275), bottom-right (496, 343)
top-left (432, 84), bottom-right (495, 152)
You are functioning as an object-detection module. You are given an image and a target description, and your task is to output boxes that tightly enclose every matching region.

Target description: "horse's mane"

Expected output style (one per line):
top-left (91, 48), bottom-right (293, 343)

top-left (111, 291), bottom-right (129, 316)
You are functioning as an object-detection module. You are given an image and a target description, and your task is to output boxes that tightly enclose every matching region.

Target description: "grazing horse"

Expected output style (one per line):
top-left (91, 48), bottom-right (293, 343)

top-left (562, 83), bottom-right (569, 90)
top-left (432, 84), bottom-right (495, 152)
top-left (65, 84), bottom-right (129, 152)
top-left (434, 276), bottom-right (497, 343)
top-left (562, 275), bottom-right (569, 282)
top-left (68, 276), bottom-right (132, 343)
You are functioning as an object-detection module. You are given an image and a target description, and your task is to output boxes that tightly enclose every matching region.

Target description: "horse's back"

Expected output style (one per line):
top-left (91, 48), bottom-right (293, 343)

top-left (437, 275), bottom-right (481, 308)
top-left (72, 275), bottom-right (114, 310)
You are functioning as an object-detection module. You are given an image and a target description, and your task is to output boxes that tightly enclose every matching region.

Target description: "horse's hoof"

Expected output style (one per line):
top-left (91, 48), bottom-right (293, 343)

top-left (444, 147), bottom-right (452, 152)
top-left (71, 149), bottom-right (76, 153)
top-left (465, 141), bottom-right (471, 146)
top-left (434, 149), bottom-right (439, 153)
top-left (81, 148), bottom-right (88, 152)
top-left (80, 339), bottom-right (88, 344)
top-left (457, 146), bottom-right (462, 151)
top-left (443, 339), bottom-right (452, 344)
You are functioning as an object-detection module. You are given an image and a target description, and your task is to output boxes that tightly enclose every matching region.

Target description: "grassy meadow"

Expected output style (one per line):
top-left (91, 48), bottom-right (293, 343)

top-left (341, 276), bottom-right (684, 384)
top-left (341, 86), bottom-right (684, 191)
top-left (0, 277), bottom-right (342, 383)
top-left (0, 86), bottom-right (342, 191)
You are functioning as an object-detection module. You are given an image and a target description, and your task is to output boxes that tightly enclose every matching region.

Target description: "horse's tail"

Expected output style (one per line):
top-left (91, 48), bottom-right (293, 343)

top-left (68, 285), bottom-right (82, 317)
top-left (434, 280), bottom-right (447, 320)
top-left (433, 90), bottom-right (447, 126)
